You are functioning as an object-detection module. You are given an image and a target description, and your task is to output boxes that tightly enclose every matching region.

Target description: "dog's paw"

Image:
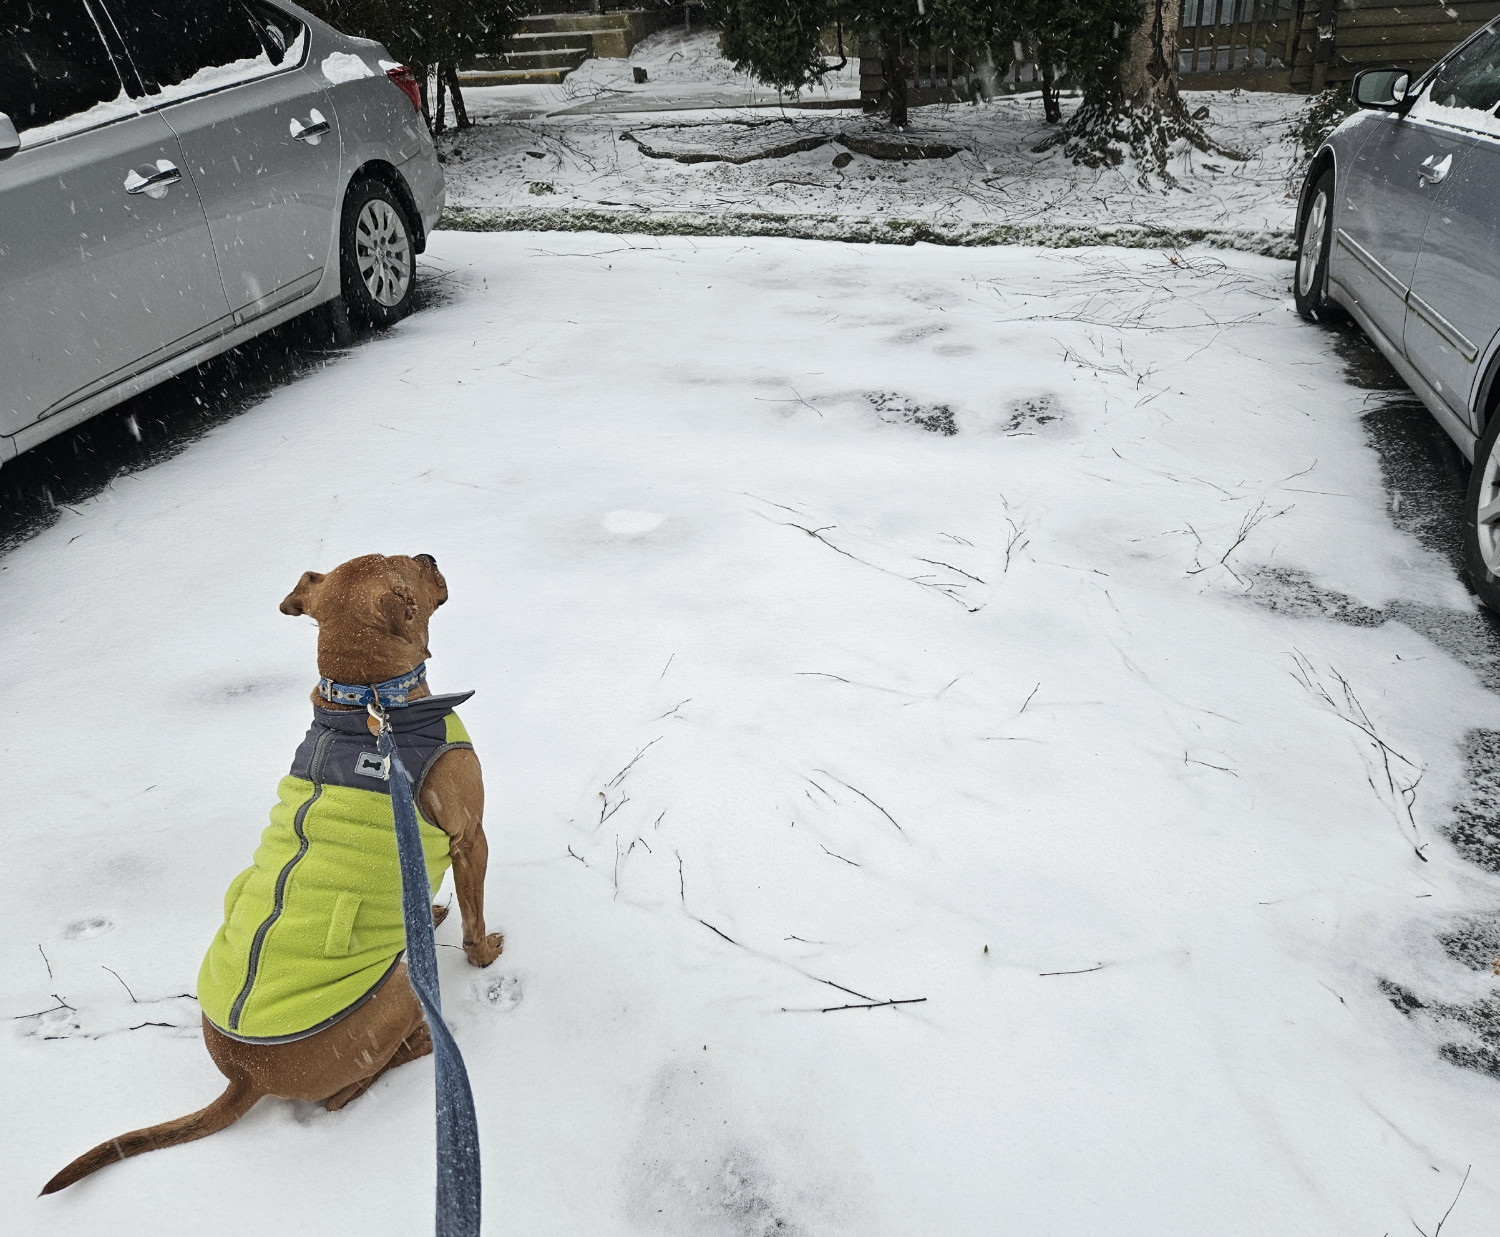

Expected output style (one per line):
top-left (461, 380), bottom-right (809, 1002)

top-left (432, 903), bottom-right (450, 928)
top-left (463, 932), bottom-right (504, 968)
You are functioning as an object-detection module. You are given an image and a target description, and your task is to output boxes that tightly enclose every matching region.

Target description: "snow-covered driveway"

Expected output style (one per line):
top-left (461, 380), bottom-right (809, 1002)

top-left (8, 233), bottom-right (1500, 1235)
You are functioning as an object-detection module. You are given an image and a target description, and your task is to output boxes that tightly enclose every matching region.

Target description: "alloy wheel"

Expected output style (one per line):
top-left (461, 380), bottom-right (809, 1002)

top-left (354, 198), bottom-right (411, 308)
top-left (1297, 189), bottom-right (1328, 299)
top-left (1475, 435), bottom-right (1500, 576)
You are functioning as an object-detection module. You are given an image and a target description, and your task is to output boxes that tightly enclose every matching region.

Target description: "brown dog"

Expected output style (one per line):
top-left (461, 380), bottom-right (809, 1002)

top-left (44, 553), bottom-right (501, 1194)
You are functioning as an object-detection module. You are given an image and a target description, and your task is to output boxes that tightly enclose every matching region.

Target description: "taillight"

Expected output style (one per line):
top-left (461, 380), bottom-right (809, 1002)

top-left (386, 65), bottom-right (422, 112)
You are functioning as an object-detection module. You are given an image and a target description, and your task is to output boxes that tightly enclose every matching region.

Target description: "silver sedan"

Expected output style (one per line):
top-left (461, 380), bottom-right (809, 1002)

top-left (0, 0), bottom-right (444, 464)
top-left (1295, 18), bottom-right (1500, 605)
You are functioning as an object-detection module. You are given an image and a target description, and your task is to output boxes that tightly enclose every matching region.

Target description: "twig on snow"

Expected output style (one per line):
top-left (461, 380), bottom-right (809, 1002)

top-left (608, 737), bottom-right (661, 788)
top-left (1004, 518), bottom-right (1031, 573)
top-left (782, 997), bottom-right (927, 1013)
top-left (1292, 652), bottom-right (1427, 862)
top-left (1039, 964), bottom-right (1107, 976)
top-left (599, 791), bottom-right (630, 827)
top-left (813, 769), bottom-right (906, 837)
top-left (1186, 499), bottom-right (1290, 584)
top-left (1413, 1165), bottom-right (1471, 1237)
top-left (8, 997), bottom-right (76, 1021)
top-left (766, 517), bottom-right (980, 611)
top-left (102, 965), bottom-right (139, 1003)
top-left (1183, 753), bottom-right (1238, 776)
top-left (697, 917), bottom-right (741, 947)
top-left (915, 556), bottom-right (986, 584)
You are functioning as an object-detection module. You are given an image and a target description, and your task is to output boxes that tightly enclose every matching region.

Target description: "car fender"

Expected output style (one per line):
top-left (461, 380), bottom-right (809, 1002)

top-left (1474, 328), bottom-right (1500, 435)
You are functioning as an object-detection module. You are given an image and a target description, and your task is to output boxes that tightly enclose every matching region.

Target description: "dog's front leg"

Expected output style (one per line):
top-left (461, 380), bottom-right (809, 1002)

top-left (421, 748), bottom-right (503, 968)
top-left (451, 826), bottom-right (502, 967)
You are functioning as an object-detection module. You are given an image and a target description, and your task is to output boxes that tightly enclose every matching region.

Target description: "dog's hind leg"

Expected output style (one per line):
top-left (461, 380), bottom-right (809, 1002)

top-left (323, 1022), bottom-right (434, 1111)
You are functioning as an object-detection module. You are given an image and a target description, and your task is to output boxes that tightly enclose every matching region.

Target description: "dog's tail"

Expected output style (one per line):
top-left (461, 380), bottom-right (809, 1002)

top-left (41, 1078), bottom-right (260, 1195)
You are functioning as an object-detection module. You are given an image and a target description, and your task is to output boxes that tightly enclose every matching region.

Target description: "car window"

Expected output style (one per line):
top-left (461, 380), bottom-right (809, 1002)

top-left (105, 0), bottom-right (306, 104)
top-left (0, 1), bottom-right (135, 147)
top-left (1419, 23), bottom-right (1500, 124)
top-left (243, 0), bottom-right (307, 67)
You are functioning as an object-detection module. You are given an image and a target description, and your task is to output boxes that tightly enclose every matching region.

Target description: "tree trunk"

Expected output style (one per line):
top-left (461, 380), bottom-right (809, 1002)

top-left (443, 62), bottom-right (470, 130)
top-left (880, 29), bottom-right (909, 129)
top-left (1035, 0), bottom-right (1242, 183)
top-left (1039, 62), bottom-right (1060, 124)
top-left (434, 68), bottom-right (447, 134)
top-left (1120, 0), bottom-right (1180, 111)
top-left (412, 61), bottom-right (432, 131)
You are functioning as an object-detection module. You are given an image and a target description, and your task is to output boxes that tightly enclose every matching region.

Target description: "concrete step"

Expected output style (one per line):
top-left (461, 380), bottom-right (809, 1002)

top-left (462, 8), bottom-right (682, 81)
top-left (509, 29), bottom-right (598, 52)
top-left (520, 15), bottom-right (629, 34)
top-left (518, 12), bottom-right (668, 56)
top-left (467, 46), bottom-right (590, 72)
top-left (458, 66), bottom-right (574, 86)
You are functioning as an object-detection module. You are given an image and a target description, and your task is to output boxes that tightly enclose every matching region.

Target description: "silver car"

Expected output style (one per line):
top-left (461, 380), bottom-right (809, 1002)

top-left (1295, 19), bottom-right (1500, 604)
top-left (0, 0), bottom-right (443, 464)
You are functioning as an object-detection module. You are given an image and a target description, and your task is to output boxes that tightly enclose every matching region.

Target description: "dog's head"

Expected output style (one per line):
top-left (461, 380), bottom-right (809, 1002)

top-left (280, 553), bottom-right (449, 685)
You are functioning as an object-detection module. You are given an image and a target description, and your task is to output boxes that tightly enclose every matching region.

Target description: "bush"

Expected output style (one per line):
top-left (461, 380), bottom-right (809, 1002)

top-left (1292, 87), bottom-right (1357, 163)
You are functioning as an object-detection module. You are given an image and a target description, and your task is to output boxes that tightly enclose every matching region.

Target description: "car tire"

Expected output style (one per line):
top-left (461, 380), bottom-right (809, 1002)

top-left (1294, 167), bottom-right (1344, 323)
top-left (339, 178), bottom-right (416, 329)
top-left (1465, 407), bottom-right (1500, 610)
top-left (307, 294), bottom-right (356, 348)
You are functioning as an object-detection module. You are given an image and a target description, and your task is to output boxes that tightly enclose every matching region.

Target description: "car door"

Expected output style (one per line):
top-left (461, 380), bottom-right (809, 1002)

top-left (103, 0), bottom-right (341, 323)
top-left (0, 0), bottom-right (231, 440)
top-left (1331, 90), bottom-right (1476, 352)
top-left (1403, 26), bottom-right (1500, 432)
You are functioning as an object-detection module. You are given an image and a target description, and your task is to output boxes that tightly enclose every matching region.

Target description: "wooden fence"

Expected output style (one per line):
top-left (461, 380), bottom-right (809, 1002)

top-left (856, 1), bottom-right (1498, 109)
top-left (1180, 0), bottom-right (1500, 92)
top-left (857, 34), bottom-right (988, 109)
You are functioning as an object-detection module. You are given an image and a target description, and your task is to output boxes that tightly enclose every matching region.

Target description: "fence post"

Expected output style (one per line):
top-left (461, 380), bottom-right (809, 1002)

top-left (1189, 0), bottom-right (1206, 73)
top-left (1284, 0), bottom-right (1304, 77)
top-left (1227, 0), bottom-right (1244, 71)
top-left (1311, 0), bottom-right (1335, 92)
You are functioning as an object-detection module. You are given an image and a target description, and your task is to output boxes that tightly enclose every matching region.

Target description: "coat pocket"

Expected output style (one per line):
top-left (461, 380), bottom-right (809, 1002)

top-left (323, 892), bottom-right (362, 958)
top-left (222, 867), bottom-right (254, 922)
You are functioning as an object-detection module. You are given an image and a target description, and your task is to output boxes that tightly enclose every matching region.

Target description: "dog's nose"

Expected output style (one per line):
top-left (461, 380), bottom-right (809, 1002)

top-left (415, 553), bottom-right (438, 570)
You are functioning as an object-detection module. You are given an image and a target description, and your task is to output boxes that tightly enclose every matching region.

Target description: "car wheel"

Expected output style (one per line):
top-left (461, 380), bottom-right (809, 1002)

top-left (1465, 408), bottom-right (1500, 610)
top-left (339, 178), bottom-right (415, 328)
top-left (1294, 167), bottom-right (1343, 323)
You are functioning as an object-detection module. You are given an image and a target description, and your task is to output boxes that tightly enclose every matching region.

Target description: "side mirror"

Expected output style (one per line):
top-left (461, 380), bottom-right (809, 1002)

top-left (0, 113), bottom-right (19, 161)
top-left (1352, 67), bottom-right (1412, 112)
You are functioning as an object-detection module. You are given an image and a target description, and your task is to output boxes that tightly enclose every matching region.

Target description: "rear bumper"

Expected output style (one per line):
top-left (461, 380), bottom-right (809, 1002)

top-left (400, 148), bottom-right (445, 245)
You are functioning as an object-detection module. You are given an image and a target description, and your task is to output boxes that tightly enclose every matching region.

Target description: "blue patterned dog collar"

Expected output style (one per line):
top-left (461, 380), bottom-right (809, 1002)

top-left (318, 662), bottom-right (427, 709)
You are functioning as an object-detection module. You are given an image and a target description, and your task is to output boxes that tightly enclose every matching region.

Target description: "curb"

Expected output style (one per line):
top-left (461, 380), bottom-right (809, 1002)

top-left (438, 206), bottom-right (1296, 259)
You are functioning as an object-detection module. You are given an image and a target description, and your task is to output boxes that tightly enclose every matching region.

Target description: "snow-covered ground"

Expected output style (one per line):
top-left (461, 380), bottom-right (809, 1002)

top-left (439, 29), bottom-right (1308, 254)
top-left (7, 232), bottom-right (1500, 1234)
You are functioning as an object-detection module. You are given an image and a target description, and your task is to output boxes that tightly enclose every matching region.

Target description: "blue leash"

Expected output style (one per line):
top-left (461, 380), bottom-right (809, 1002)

top-left (373, 706), bottom-right (482, 1237)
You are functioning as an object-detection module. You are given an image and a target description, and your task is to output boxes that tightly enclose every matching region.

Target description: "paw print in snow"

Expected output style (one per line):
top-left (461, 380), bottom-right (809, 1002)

top-left (472, 974), bottom-right (523, 1012)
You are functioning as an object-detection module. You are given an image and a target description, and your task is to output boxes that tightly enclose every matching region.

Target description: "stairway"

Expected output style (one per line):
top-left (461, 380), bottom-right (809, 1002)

top-left (460, 8), bottom-right (681, 88)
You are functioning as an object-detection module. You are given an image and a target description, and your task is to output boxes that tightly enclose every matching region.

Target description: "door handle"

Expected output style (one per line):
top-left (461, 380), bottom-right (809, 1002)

top-left (123, 160), bottom-right (182, 198)
top-left (1418, 153), bottom-right (1452, 185)
top-left (289, 109), bottom-right (331, 144)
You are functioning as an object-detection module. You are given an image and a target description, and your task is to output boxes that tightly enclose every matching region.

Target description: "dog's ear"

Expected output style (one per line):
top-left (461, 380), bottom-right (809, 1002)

top-left (280, 571), bottom-right (326, 618)
top-left (380, 584), bottom-right (420, 638)
top-left (415, 553), bottom-right (448, 608)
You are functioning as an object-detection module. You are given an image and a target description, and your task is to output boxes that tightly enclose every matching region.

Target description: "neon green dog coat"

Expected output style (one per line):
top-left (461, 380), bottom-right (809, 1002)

top-left (198, 693), bottom-right (473, 1042)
